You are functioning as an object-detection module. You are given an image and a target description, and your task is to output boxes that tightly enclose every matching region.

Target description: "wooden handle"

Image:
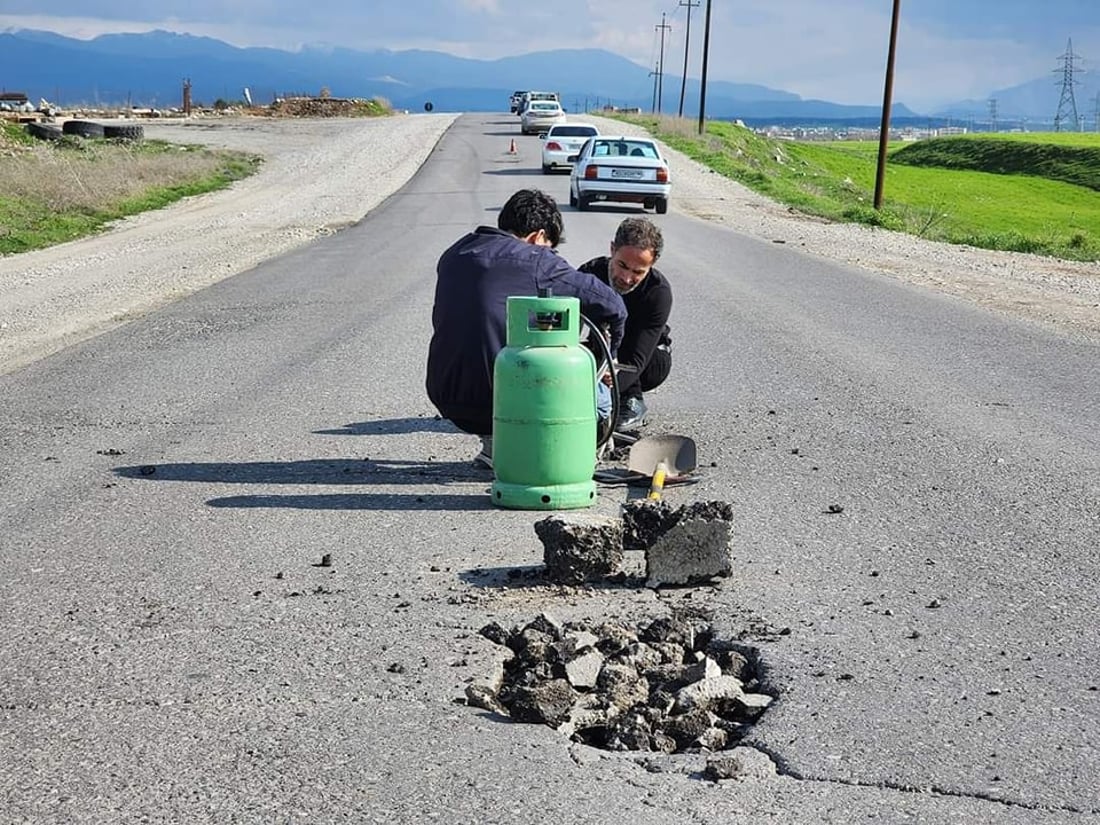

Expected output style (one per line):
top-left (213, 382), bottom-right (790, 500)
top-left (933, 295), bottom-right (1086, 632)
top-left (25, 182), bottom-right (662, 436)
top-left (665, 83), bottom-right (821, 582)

top-left (647, 461), bottom-right (669, 501)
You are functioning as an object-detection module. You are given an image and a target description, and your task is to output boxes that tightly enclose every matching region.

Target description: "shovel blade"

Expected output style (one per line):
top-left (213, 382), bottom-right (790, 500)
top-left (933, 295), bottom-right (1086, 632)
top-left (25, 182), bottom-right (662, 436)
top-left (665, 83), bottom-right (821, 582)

top-left (627, 435), bottom-right (697, 478)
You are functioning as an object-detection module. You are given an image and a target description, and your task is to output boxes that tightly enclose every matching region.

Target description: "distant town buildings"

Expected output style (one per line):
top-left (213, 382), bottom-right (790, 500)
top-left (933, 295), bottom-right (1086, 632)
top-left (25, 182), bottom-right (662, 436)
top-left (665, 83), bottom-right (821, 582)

top-left (752, 123), bottom-right (1021, 142)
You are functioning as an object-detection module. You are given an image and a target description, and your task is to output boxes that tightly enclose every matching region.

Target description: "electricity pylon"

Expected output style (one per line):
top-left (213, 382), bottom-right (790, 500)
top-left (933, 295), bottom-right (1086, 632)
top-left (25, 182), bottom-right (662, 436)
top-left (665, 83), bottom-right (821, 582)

top-left (1054, 38), bottom-right (1082, 132)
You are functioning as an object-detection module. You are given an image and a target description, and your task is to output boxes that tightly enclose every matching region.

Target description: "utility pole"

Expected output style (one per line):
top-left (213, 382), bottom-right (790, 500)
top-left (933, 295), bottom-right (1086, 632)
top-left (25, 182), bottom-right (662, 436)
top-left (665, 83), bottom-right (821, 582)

top-left (650, 64), bottom-right (660, 113)
top-left (655, 13), bottom-right (672, 115)
top-left (697, 0), bottom-right (712, 134)
top-left (677, 0), bottom-right (700, 118)
top-left (873, 0), bottom-right (901, 211)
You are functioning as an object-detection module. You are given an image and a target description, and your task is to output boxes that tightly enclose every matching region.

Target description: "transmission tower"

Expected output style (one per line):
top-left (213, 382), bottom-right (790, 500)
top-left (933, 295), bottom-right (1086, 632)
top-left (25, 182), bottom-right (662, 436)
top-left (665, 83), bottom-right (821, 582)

top-left (1094, 92), bottom-right (1100, 132)
top-left (988, 98), bottom-right (998, 132)
top-left (1054, 38), bottom-right (1082, 132)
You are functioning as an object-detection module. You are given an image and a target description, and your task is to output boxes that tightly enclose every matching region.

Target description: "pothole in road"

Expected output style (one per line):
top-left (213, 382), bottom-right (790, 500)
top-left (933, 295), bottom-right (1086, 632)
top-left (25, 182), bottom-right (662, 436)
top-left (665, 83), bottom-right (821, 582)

top-left (466, 610), bottom-right (773, 754)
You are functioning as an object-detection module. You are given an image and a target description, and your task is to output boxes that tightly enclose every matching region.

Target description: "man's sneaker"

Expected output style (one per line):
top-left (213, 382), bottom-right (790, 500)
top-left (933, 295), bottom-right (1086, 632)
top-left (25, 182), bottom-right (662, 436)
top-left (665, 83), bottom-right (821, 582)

top-left (617, 395), bottom-right (647, 430)
top-left (473, 436), bottom-right (493, 469)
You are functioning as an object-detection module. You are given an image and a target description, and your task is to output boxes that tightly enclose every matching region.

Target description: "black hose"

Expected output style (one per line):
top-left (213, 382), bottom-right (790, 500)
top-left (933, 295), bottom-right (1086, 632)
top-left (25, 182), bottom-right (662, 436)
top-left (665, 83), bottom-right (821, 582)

top-left (580, 312), bottom-right (620, 450)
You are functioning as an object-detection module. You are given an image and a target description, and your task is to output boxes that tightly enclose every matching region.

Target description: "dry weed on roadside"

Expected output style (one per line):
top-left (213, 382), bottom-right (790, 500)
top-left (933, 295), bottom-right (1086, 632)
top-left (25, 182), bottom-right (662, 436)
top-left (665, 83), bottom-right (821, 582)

top-left (0, 141), bottom-right (230, 212)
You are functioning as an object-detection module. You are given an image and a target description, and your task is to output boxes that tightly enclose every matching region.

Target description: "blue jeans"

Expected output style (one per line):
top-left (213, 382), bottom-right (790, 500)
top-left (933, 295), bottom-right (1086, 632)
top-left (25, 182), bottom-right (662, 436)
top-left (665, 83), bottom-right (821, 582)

top-left (596, 381), bottom-right (612, 420)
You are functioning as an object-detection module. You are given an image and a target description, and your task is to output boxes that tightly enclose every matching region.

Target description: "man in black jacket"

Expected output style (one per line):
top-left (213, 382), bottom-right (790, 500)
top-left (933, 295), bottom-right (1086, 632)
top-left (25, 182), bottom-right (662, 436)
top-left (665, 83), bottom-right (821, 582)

top-left (579, 217), bottom-right (672, 430)
top-left (426, 189), bottom-right (627, 466)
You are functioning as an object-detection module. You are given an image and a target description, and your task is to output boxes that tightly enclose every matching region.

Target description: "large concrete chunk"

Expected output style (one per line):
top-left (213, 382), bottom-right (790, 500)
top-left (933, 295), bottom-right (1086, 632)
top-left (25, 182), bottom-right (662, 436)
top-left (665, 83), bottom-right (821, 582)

top-left (534, 513), bottom-right (624, 584)
top-left (638, 501), bottom-right (734, 588)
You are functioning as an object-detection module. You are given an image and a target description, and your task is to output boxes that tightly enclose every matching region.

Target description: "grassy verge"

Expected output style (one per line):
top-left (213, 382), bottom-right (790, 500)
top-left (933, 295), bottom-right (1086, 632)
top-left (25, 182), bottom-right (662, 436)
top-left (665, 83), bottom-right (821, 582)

top-left (0, 122), bottom-right (261, 255)
top-left (611, 114), bottom-right (1100, 262)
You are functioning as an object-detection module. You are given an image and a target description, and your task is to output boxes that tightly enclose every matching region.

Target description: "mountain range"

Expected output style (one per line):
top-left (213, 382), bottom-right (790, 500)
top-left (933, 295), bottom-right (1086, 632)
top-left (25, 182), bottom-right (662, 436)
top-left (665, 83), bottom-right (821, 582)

top-left (1, 28), bottom-right (1093, 126)
top-left (0, 28), bottom-right (915, 122)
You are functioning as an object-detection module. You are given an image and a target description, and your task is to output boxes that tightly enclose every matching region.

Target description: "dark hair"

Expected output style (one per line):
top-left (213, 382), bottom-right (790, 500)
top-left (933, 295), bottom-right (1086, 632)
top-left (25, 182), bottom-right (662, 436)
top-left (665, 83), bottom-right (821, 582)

top-left (498, 189), bottom-right (564, 248)
top-left (612, 217), bottom-right (663, 260)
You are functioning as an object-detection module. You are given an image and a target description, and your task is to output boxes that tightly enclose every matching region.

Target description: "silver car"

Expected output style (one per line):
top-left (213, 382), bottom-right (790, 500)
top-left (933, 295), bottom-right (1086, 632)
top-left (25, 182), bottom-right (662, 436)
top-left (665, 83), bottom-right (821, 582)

top-left (520, 101), bottom-right (566, 135)
top-left (568, 136), bottom-right (671, 214)
top-left (540, 124), bottom-right (599, 173)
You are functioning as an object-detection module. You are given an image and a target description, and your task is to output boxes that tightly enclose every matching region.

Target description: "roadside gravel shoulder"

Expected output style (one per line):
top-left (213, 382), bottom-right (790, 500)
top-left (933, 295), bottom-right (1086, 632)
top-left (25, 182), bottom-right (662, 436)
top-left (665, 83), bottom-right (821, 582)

top-left (0, 113), bottom-right (457, 375)
top-left (582, 114), bottom-right (1100, 344)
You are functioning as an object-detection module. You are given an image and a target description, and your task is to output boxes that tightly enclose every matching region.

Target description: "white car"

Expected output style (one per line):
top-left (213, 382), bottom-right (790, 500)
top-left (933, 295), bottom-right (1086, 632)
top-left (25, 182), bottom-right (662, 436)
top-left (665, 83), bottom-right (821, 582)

top-left (568, 136), bottom-right (671, 214)
top-left (540, 124), bottom-right (599, 173)
top-left (520, 101), bottom-right (566, 135)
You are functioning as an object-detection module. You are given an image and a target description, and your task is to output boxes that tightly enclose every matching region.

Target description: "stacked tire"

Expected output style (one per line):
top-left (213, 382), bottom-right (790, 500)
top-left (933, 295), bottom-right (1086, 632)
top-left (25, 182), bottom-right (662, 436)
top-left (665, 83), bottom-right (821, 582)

top-left (61, 119), bottom-right (105, 138)
top-left (104, 124), bottom-right (144, 141)
top-left (25, 122), bottom-right (62, 141)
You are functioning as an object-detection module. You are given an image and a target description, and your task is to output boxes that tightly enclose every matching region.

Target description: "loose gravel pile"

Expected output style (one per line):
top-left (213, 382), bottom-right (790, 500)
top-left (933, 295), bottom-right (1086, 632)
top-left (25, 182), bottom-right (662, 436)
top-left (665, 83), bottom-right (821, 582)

top-left (467, 611), bottom-right (773, 755)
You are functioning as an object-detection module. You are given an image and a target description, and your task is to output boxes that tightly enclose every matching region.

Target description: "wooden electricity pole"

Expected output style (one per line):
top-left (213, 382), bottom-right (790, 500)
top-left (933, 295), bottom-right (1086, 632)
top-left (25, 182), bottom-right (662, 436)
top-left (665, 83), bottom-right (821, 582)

top-left (677, 0), bottom-right (700, 118)
top-left (697, 0), bottom-right (712, 134)
top-left (655, 13), bottom-right (672, 114)
top-left (873, 0), bottom-right (902, 210)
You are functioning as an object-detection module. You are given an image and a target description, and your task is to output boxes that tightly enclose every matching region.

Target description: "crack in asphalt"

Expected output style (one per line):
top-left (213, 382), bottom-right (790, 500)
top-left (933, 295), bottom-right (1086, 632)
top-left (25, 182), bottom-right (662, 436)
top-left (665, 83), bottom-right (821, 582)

top-left (753, 742), bottom-right (1097, 814)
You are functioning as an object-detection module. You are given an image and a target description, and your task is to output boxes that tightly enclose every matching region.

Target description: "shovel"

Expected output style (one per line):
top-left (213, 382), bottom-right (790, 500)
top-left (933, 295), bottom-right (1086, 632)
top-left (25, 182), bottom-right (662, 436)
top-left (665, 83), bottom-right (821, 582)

top-left (593, 434), bottom-right (698, 487)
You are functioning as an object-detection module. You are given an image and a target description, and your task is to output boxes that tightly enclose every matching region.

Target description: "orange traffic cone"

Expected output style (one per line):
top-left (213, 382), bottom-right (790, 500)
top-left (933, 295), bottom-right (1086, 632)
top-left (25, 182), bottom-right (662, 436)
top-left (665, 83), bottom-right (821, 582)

top-left (508, 138), bottom-right (518, 155)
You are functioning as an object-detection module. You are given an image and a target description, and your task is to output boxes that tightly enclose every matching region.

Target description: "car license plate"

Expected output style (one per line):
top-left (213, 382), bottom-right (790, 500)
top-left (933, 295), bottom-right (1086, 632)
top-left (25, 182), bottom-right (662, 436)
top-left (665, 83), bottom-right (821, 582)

top-left (609, 168), bottom-right (646, 180)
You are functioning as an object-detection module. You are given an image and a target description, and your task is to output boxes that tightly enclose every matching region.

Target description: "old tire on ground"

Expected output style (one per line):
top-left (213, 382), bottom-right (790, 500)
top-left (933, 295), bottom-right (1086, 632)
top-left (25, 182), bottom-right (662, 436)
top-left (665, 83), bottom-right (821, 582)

top-left (655, 198), bottom-right (669, 215)
top-left (104, 124), bottom-right (145, 141)
top-left (62, 119), bottom-right (105, 138)
top-left (25, 122), bottom-right (63, 141)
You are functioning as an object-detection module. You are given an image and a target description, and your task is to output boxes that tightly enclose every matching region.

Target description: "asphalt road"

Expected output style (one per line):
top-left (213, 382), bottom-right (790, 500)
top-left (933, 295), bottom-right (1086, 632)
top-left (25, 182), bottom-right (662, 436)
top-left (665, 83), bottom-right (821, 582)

top-left (2, 114), bottom-right (1098, 824)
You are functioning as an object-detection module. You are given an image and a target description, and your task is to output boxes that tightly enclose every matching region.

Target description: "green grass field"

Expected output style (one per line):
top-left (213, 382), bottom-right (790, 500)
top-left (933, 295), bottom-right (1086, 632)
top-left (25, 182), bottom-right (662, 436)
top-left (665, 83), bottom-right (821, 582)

top-left (616, 115), bottom-right (1100, 261)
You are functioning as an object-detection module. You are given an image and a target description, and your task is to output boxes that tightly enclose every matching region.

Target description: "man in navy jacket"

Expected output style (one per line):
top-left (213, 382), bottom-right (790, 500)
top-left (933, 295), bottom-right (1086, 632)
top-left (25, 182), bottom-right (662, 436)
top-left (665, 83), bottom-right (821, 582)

top-left (426, 189), bottom-right (627, 460)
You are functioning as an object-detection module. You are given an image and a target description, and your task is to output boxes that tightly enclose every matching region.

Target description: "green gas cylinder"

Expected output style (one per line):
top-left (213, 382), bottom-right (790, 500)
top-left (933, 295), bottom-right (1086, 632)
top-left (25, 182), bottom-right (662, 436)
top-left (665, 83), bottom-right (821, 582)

top-left (490, 293), bottom-right (597, 510)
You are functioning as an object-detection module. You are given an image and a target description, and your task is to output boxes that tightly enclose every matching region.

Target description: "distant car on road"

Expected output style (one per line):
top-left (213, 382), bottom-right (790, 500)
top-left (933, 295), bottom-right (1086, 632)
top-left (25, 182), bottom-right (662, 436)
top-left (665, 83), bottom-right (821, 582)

top-left (517, 90), bottom-right (560, 115)
top-left (540, 124), bottom-right (599, 173)
top-left (568, 136), bottom-right (671, 214)
top-left (520, 100), bottom-right (566, 135)
top-left (509, 90), bottom-right (527, 114)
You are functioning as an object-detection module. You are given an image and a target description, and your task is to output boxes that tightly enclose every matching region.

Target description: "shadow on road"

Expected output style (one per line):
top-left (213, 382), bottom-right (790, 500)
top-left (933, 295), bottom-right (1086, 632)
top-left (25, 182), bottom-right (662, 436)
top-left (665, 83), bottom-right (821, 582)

top-left (314, 417), bottom-right (456, 436)
top-left (459, 564), bottom-right (645, 591)
top-left (114, 458), bottom-right (489, 485)
top-left (113, 457), bottom-right (494, 510)
top-left (207, 492), bottom-right (491, 511)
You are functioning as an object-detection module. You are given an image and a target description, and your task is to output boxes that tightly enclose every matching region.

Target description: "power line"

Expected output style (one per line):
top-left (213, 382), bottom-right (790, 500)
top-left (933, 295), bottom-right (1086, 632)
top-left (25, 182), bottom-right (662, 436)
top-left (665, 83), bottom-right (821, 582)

top-left (655, 13), bottom-right (672, 114)
top-left (677, 0), bottom-right (700, 118)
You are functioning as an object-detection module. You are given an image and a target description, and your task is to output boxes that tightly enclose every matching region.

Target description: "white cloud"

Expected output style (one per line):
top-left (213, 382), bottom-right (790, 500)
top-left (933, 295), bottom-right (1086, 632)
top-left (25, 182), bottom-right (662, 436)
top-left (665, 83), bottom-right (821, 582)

top-left (458, 0), bottom-right (500, 12)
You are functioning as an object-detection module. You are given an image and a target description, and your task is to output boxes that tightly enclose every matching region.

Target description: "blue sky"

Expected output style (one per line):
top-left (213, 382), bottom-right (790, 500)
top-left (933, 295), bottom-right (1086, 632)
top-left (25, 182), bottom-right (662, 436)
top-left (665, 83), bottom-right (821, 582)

top-left (1, 1), bottom-right (1097, 110)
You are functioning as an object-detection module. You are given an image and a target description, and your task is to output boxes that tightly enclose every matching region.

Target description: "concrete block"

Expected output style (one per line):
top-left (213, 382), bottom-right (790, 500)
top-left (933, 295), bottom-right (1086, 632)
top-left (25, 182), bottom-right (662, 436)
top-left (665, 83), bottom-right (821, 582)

top-left (534, 513), bottom-right (624, 584)
top-left (640, 501), bottom-right (734, 588)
